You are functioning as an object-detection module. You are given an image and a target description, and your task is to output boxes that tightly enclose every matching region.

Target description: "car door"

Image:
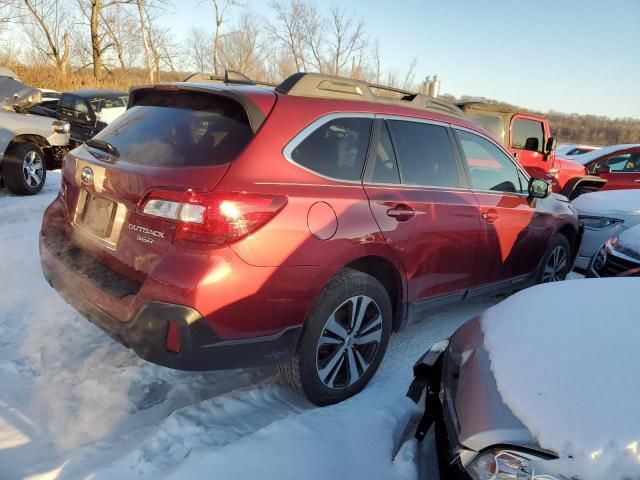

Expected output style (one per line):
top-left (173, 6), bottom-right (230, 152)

top-left (592, 149), bottom-right (640, 190)
top-left (363, 117), bottom-right (481, 304)
top-left (453, 127), bottom-right (549, 284)
top-left (509, 115), bottom-right (548, 179)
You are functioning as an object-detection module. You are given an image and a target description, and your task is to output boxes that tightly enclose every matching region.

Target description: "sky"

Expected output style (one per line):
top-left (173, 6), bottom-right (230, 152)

top-left (160, 0), bottom-right (640, 119)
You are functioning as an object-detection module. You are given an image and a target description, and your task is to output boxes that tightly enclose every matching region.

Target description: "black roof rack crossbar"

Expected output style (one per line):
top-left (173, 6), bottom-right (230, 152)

top-left (182, 71), bottom-right (277, 88)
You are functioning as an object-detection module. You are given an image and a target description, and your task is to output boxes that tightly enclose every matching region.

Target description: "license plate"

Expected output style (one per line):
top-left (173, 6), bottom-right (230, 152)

top-left (80, 193), bottom-right (116, 238)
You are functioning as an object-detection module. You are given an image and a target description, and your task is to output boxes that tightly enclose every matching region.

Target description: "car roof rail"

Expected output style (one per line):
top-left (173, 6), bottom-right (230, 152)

top-left (275, 72), bottom-right (466, 119)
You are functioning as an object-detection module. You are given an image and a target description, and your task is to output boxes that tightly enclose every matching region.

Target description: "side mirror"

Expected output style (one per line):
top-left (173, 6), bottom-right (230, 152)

top-left (545, 137), bottom-right (556, 153)
top-left (528, 178), bottom-right (550, 199)
top-left (524, 137), bottom-right (539, 152)
top-left (596, 165), bottom-right (612, 176)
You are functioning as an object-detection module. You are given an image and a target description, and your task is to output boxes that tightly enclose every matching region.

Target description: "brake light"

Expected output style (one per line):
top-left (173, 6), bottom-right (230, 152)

top-left (140, 189), bottom-right (287, 246)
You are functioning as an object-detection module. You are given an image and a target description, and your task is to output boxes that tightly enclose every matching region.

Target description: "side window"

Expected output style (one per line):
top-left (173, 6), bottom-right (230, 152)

top-left (386, 120), bottom-right (460, 188)
top-left (511, 118), bottom-right (544, 152)
top-left (605, 153), bottom-right (640, 172)
top-left (368, 122), bottom-right (400, 184)
top-left (290, 117), bottom-right (372, 181)
top-left (74, 98), bottom-right (90, 120)
top-left (457, 129), bottom-right (525, 193)
top-left (59, 95), bottom-right (74, 116)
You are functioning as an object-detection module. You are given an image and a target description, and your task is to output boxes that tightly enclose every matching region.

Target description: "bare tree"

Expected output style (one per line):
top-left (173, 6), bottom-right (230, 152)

top-left (326, 6), bottom-right (365, 76)
top-left (100, 2), bottom-right (140, 71)
top-left (187, 27), bottom-right (212, 73)
top-left (219, 14), bottom-right (265, 77)
top-left (14, 0), bottom-right (71, 76)
top-left (135, 0), bottom-right (154, 81)
top-left (269, 0), bottom-right (308, 72)
top-left (211, 0), bottom-right (241, 75)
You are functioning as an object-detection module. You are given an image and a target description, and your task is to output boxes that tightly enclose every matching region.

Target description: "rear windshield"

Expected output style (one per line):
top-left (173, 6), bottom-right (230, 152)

top-left (92, 90), bottom-right (253, 167)
top-left (466, 113), bottom-right (505, 145)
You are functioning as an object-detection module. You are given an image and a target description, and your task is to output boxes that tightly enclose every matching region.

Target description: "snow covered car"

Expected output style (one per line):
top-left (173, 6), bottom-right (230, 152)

top-left (555, 144), bottom-right (600, 160)
top-left (587, 223), bottom-right (640, 277)
top-left (0, 76), bottom-right (70, 194)
top-left (571, 189), bottom-right (640, 271)
top-left (406, 279), bottom-right (640, 480)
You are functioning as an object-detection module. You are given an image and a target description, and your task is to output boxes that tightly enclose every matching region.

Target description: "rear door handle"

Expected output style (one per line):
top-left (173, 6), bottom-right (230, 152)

top-left (482, 211), bottom-right (499, 223)
top-left (387, 205), bottom-right (416, 221)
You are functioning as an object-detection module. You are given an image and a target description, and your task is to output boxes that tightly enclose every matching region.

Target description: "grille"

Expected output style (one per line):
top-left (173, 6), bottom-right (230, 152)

top-left (599, 252), bottom-right (640, 277)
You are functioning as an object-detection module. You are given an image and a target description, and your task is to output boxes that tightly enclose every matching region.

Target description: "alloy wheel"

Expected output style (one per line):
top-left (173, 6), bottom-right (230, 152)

top-left (542, 245), bottom-right (568, 282)
top-left (315, 295), bottom-right (383, 389)
top-left (22, 150), bottom-right (44, 188)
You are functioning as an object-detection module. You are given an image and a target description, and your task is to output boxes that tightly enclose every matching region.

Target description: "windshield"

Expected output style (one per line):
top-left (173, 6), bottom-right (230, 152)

top-left (92, 90), bottom-right (253, 167)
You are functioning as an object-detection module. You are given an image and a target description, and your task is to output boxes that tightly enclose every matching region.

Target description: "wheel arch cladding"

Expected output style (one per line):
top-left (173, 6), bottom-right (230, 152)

top-left (4, 134), bottom-right (51, 163)
top-left (344, 255), bottom-right (405, 332)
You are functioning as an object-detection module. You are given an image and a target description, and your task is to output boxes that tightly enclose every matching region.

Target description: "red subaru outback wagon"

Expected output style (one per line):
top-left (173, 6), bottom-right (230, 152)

top-left (40, 72), bottom-right (580, 405)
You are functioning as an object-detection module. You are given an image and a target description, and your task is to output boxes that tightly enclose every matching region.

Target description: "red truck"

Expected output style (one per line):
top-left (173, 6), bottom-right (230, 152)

top-left (457, 102), bottom-right (606, 199)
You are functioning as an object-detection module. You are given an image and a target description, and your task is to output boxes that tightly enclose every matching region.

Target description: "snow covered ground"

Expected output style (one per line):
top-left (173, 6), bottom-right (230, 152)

top-left (0, 172), bottom-right (496, 480)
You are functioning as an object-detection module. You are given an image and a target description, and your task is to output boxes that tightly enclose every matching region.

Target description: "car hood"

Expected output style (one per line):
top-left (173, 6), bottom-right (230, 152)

top-left (443, 317), bottom-right (540, 453)
top-left (0, 77), bottom-right (42, 111)
top-left (616, 224), bottom-right (640, 259)
top-left (572, 189), bottom-right (640, 218)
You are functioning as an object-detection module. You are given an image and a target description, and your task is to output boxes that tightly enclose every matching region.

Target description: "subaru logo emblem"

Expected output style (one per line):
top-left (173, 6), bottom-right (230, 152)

top-left (80, 166), bottom-right (94, 185)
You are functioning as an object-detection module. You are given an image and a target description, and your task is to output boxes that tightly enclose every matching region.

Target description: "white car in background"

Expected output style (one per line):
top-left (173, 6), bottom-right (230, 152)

top-left (571, 189), bottom-right (640, 271)
top-left (0, 75), bottom-right (70, 195)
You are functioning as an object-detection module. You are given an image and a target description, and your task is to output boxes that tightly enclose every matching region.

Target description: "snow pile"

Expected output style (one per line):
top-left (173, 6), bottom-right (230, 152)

top-left (481, 279), bottom-right (640, 479)
top-left (572, 189), bottom-right (640, 216)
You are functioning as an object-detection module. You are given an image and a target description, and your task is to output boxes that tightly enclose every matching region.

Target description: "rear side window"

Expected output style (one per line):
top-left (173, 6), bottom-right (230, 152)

top-left (511, 118), bottom-right (544, 151)
top-left (289, 117), bottom-right (372, 181)
top-left (387, 120), bottom-right (460, 188)
top-left (92, 90), bottom-right (253, 167)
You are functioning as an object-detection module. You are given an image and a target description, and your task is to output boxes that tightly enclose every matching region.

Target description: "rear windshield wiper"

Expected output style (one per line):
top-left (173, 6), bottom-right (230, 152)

top-left (85, 138), bottom-right (120, 158)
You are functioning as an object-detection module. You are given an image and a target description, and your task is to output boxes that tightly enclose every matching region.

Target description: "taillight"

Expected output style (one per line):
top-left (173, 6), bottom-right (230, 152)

top-left (139, 189), bottom-right (287, 246)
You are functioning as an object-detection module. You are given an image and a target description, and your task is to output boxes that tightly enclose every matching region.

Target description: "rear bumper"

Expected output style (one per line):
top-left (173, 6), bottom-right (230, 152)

top-left (39, 195), bottom-right (307, 371)
top-left (42, 252), bottom-right (301, 370)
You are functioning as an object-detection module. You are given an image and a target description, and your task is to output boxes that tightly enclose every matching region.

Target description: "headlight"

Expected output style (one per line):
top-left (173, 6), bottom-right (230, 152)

top-left (579, 216), bottom-right (623, 230)
top-left (52, 120), bottom-right (70, 134)
top-left (467, 449), bottom-right (565, 480)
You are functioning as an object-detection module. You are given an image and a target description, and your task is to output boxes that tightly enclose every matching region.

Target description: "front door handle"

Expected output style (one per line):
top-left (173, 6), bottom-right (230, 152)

top-left (482, 211), bottom-right (499, 223)
top-left (387, 205), bottom-right (416, 221)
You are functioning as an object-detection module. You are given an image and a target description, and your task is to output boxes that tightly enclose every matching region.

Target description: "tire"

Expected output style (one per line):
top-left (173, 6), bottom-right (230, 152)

top-left (1, 142), bottom-right (47, 195)
top-left (279, 268), bottom-right (393, 406)
top-left (536, 234), bottom-right (571, 283)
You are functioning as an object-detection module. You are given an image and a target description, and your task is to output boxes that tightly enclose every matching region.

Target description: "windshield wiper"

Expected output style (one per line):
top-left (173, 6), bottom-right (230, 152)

top-left (85, 138), bottom-right (120, 158)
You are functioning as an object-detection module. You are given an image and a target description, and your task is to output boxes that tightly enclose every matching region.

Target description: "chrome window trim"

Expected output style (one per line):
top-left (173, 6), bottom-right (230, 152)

top-left (451, 125), bottom-right (532, 195)
top-left (282, 112), bottom-right (375, 185)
